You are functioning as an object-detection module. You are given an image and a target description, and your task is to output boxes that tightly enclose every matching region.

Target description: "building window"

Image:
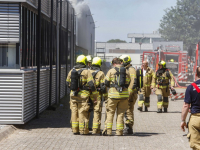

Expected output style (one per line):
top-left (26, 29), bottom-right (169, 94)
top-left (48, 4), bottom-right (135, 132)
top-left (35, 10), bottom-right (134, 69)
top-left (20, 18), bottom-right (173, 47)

top-left (0, 44), bottom-right (19, 69)
top-left (135, 38), bottom-right (150, 43)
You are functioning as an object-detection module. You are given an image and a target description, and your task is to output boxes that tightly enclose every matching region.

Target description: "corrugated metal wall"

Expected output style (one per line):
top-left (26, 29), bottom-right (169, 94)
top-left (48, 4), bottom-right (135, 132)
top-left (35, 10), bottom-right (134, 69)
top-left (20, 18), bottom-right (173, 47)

top-left (0, 67), bottom-right (66, 124)
top-left (0, 3), bottom-right (20, 43)
top-left (23, 71), bottom-right (36, 123)
top-left (23, 67), bottom-right (66, 124)
top-left (0, 72), bottom-right (23, 124)
top-left (60, 67), bottom-right (66, 98)
top-left (39, 70), bottom-right (50, 113)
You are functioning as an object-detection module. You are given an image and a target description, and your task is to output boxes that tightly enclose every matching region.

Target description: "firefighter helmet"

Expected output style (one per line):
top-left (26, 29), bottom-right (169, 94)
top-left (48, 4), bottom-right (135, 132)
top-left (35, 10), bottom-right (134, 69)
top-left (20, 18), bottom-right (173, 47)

top-left (158, 60), bottom-right (166, 68)
top-left (86, 55), bottom-right (92, 63)
top-left (76, 55), bottom-right (87, 65)
top-left (170, 59), bottom-right (174, 62)
top-left (92, 57), bottom-right (102, 66)
top-left (119, 55), bottom-right (131, 63)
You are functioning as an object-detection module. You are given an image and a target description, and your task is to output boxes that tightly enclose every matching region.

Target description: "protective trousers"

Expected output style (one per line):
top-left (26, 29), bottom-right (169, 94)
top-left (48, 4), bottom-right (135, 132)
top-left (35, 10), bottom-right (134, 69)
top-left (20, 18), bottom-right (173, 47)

top-left (156, 88), bottom-right (170, 109)
top-left (92, 97), bottom-right (102, 134)
top-left (125, 92), bottom-right (137, 127)
top-left (102, 99), bottom-right (108, 134)
top-left (138, 86), bottom-right (151, 108)
top-left (106, 98), bottom-right (128, 135)
top-left (70, 97), bottom-right (90, 135)
top-left (187, 114), bottom-right (200, 150)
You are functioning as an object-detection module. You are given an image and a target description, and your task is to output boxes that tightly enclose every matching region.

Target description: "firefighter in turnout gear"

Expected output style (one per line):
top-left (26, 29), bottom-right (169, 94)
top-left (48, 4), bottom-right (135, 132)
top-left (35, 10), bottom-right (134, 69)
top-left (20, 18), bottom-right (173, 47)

top-left (104, 58), bottom-right (131, 136)
top-left (66, 55), bottom-right (99, 135)
top-left (152, 60), bottom-right (175, 113)
top-left (119, 55), bottom-right (137, 134)
top-left (137, 61), bottom-right (154, 112)
top-left (89, 57), bottom-right (107, 134)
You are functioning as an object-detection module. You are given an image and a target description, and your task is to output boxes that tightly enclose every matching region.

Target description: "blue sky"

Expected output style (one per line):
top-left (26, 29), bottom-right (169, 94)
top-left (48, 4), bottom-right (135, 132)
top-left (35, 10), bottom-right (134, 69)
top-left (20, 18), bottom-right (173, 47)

top-left (88, 0), bottom-right (177, 42)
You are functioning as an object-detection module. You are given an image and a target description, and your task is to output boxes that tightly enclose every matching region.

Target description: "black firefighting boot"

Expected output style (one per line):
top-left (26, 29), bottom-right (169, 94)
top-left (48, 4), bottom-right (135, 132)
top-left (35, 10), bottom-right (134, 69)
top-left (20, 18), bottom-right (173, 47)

top-left (73, 132), bottom-right (80, 135)
top-left (137, 107), bottom-right (142, 112)
top-left (164, 108), bottom-right (168, 113)
top-left (145, 106), bottom-right (148, 112)
top-left (102, 129), bottom-right (107, 136)
top-left (157, 109), bottom-right (162, 113)
top-left (123, 124), bottom-right (133, 134)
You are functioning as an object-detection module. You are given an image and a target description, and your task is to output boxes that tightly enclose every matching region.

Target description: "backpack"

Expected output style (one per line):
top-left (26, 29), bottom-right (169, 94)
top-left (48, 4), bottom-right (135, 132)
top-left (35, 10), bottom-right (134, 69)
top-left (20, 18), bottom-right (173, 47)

top-left (114, 67), bottom-right (126, 88)
top-left (70, 68), bottom-right (85, 91)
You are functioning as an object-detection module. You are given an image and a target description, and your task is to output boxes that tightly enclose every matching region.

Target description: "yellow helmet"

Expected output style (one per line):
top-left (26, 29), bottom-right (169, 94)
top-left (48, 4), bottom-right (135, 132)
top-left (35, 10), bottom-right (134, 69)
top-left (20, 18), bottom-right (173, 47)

top-left (92, 57), bottom-right (102, 66)
top-left (86, 55), bottom-right (92, 63)
top-left (119, 55), bottom-right (131, 63)
top-left (158, 60), bottom-right (166, 68)
top-left (170, 59), bottom-right (174, 62)
top-left (76, 55), bottom-right (87, 65)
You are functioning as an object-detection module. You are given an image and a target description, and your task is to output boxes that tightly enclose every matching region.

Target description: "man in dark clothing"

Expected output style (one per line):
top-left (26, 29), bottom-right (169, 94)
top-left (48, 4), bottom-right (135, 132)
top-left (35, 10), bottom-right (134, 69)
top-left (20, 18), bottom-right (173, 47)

top-left (181, 67), bottom-right (200, 150)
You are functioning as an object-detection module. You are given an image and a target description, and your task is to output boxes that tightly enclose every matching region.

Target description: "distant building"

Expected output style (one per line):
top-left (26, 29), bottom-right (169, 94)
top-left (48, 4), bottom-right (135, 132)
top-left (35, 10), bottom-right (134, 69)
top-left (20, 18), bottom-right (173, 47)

top-left (128, 32), bottom-right (163, 44)
top-left (96, 32), bottom-right (183, 68)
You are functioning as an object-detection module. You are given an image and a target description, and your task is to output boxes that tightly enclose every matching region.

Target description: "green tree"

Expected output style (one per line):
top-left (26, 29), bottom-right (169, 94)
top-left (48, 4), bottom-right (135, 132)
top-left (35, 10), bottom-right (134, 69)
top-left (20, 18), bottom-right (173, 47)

top-left (159, 0), bottom-right (200, 49)
top-left (107, 39), bottom-right (127, 43)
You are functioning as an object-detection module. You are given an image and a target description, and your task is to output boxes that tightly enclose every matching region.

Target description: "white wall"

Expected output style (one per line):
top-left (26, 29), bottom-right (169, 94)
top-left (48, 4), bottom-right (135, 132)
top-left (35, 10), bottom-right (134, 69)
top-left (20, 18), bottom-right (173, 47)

top-left (96, 42), bottom-right (153, 50)
top-left (72, 0), bottom-right (95, 56)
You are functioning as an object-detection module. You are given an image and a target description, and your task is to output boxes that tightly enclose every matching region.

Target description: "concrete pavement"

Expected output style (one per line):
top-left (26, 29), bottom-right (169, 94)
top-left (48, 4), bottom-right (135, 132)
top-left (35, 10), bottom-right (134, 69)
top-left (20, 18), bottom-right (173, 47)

top-left (0, 88), bottom-right (191, 150)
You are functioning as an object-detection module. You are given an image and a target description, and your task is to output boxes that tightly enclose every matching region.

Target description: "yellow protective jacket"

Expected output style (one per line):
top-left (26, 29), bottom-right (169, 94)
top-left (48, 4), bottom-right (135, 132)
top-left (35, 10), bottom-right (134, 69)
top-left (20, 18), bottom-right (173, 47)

top-left (105, 65), bottom-right (131, 99)
top-left (152, 68), bottom-right (175, 89)
top-left (143, 67), bottom-right (154, 88)
top-left (66, 67), bottom-right (98, 100)
top-left (89, 69), bottom-right (108, 100)
top-left (125, 64), bottom-right (137, 93)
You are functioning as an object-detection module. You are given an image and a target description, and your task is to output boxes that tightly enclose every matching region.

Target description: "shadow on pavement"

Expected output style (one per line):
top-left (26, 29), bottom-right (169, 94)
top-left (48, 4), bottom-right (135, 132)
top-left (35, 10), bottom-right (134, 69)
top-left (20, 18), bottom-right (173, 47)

top-left (15, 96), bottom-right (71, 130)
top-left (166, 111), bottom-right (181, 113)
top-left (143, 111), bottom-right (158, 113)
top-left (132, 132), bottom-right (165, 137)
top-left (139, 111), bottom-right (181, 113)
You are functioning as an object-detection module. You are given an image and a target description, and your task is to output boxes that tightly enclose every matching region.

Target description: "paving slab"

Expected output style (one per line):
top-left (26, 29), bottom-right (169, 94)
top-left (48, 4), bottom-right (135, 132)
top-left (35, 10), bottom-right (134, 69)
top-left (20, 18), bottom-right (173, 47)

top-left (0, 89), bottom-right (191, 150)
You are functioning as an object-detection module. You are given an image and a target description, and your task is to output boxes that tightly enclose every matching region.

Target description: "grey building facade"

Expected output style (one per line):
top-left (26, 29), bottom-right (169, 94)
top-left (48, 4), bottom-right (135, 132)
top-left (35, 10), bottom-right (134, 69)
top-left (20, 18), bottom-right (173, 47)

top-left (0, 0), bottom-right (81, 124)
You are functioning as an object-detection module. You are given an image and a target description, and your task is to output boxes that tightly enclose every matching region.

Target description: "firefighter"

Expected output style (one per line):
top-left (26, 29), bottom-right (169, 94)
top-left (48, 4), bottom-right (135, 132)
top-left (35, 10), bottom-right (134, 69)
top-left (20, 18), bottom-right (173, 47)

top-left (86, 55), bottom-right (92, 68)
top-left (137, 61), bottom-right (154, 112)
top-left (89, 57), bottom-right (107, 134)
top-left (152, 60), bottom-right (175, 113)
top-left (119, 55), bottom-right (137, 134)
top-left (104, 57), bottom-right (132, 136)
top-left (66, 55), bottom-right (98, 135)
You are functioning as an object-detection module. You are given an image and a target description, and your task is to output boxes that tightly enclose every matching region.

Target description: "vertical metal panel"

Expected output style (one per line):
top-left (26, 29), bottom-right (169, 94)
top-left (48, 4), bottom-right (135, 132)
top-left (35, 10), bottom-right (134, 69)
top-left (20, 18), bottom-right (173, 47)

top-left (60, 67), bottom-right (66, 99)
top-left (23, 71), bottom-right (36, 123)
top-left (68, 4), bottom-right (72, 31)
top-left (41, 0), bottom-right (50, 17)
top-left (23, 69), bottom-right (51, 123)
top-left (0, 73), bottom-right (23, 124)
top-left (0, 3), bottom-right (20, 43)
top-left (53, 0), bottom-right (56, 22)
top-left (26, 0), bottom-right (38, 8)
top-left (39, 70), bottom-right (49, 113)
top-left (51, 68), bottom-right (56, 104)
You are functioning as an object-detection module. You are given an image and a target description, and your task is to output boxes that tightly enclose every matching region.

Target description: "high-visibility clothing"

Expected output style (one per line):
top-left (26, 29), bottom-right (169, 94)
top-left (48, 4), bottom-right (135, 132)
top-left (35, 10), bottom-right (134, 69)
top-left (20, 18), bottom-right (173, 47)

top-left (138, 67), bottom-right (154, 108)
top-left (124, 64), bottom-right (137, 127)
top-left (106, 98), bottom-right (128, 136)
top-left (152, 69), bottom-right (175, 109)
top-left (105, 65), bottom-right (131, 99)
top-left (89, 69), bottom-right (107, 134)
top-left (67, 66), bottom-right (98, 135)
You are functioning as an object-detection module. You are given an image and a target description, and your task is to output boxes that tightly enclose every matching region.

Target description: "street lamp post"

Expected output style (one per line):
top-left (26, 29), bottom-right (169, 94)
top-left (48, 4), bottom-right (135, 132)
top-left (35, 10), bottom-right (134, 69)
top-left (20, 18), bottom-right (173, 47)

top-left (139, 42), bottom-right (142, 50)
top-left (139, 37), bottom-right (146, 50)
